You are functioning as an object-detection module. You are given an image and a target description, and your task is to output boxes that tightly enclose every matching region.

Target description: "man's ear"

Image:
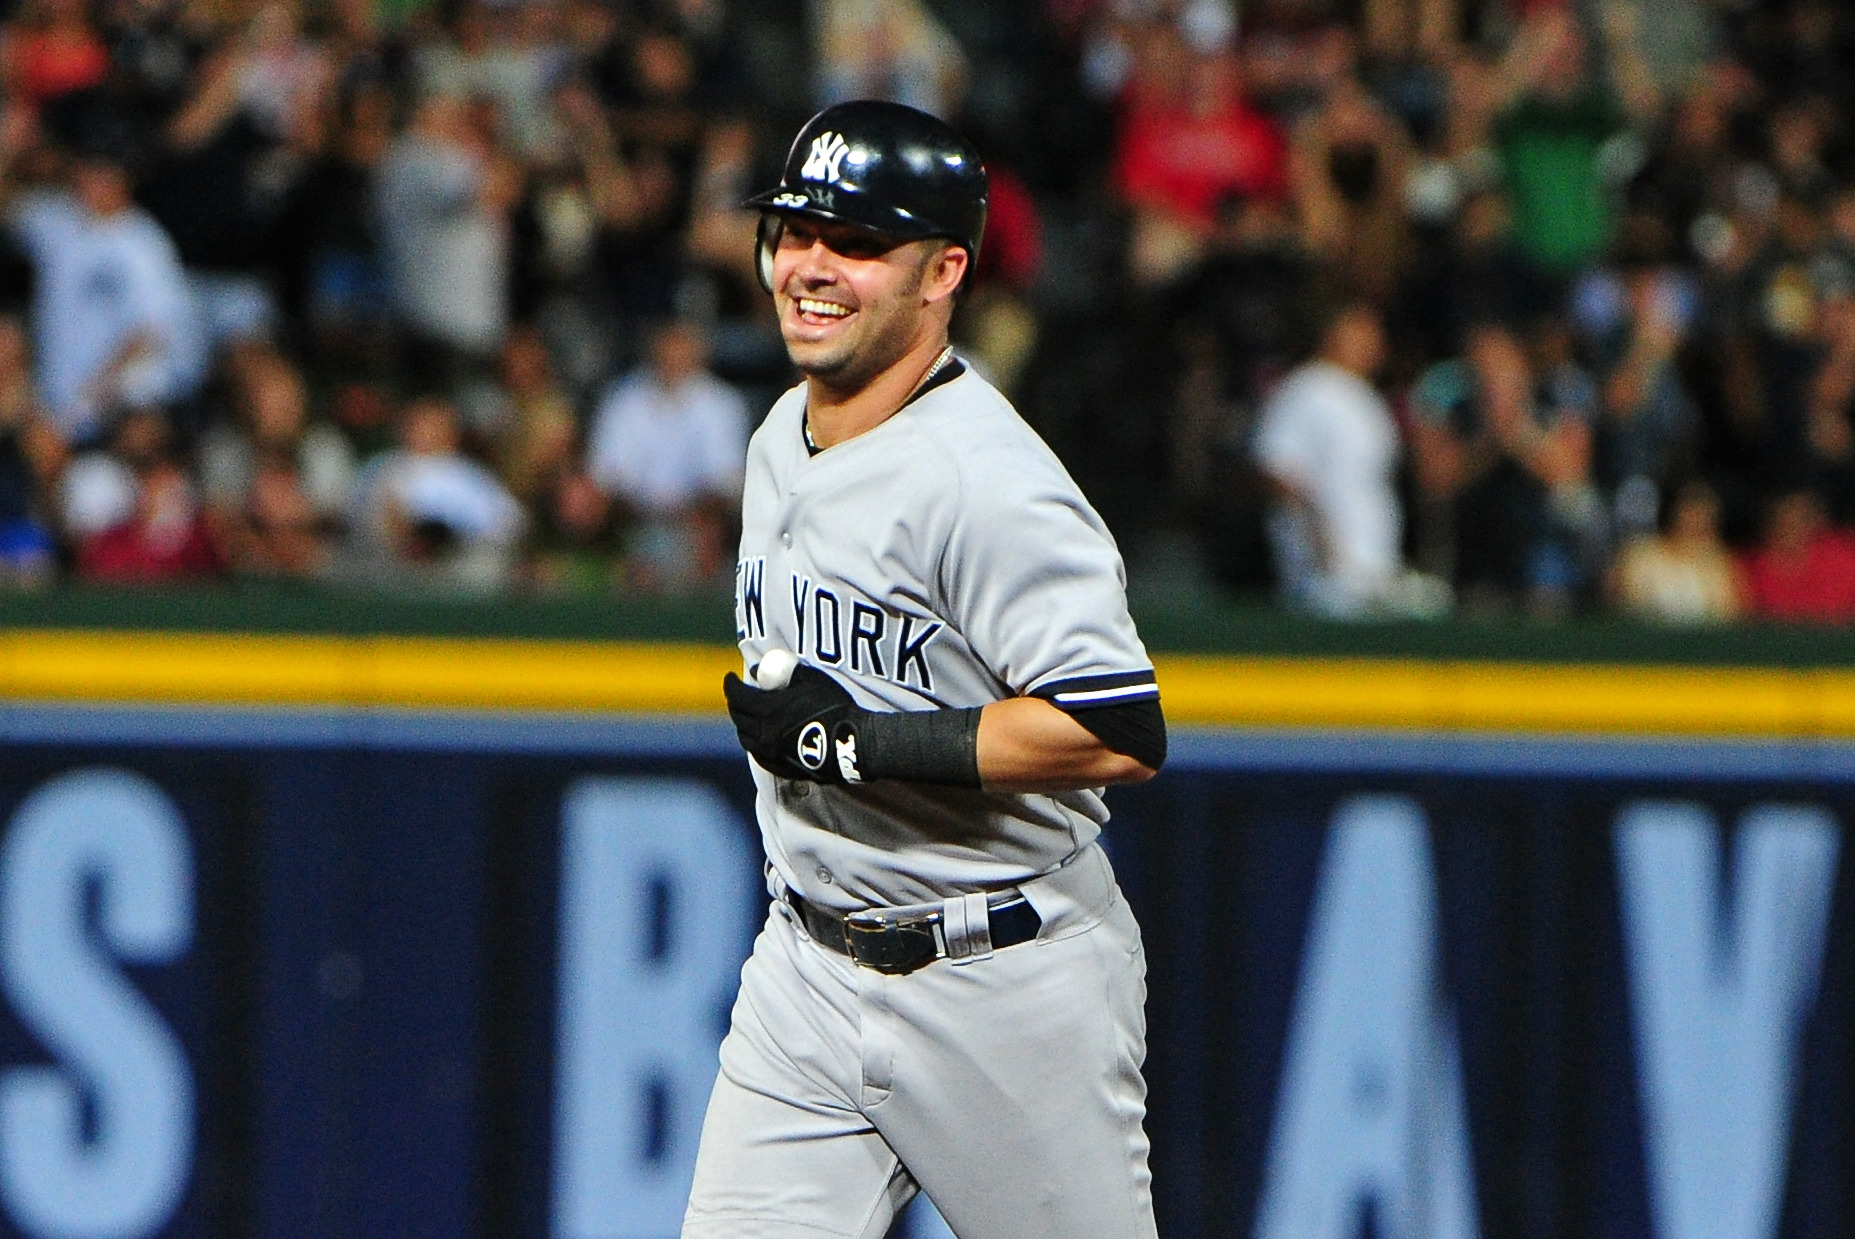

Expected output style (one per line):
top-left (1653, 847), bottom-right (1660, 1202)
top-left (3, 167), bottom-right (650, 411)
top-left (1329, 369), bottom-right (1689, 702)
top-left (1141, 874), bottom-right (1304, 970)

top-left (921, 243), bottom-right (970, 306)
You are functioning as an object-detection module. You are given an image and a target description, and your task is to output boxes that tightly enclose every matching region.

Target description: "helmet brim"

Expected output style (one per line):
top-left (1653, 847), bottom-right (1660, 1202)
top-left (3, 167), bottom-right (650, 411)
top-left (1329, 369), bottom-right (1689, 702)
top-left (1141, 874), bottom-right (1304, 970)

top-left (742, 185), bottom-right (949, 245)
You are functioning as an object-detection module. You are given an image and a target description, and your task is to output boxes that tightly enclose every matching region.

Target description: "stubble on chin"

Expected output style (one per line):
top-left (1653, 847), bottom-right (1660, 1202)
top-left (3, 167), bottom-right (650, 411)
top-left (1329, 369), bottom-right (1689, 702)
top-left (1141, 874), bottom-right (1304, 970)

top-left (815, 310), bottom-right (925, 396)
top-left (786, 335), bottom-right (856, 380)
top-left (787, 322), bottom-right (891, 393)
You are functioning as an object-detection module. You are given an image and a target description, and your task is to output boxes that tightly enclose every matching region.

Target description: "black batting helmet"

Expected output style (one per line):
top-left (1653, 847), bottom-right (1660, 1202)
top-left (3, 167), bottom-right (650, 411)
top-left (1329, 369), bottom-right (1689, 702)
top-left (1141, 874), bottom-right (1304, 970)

top-left (745, 100), bottom-right (988, 293)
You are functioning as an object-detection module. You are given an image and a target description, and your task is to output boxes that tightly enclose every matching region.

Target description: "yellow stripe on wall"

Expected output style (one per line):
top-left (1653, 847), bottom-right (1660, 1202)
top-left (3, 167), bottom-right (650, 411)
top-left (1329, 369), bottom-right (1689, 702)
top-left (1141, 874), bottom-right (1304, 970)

top-left (1154, 654), bottom-right (1855, 737)
top-left (5, 629), bottom-right (1855, 738)
top-left (0, 630), bottom-right (740, 714)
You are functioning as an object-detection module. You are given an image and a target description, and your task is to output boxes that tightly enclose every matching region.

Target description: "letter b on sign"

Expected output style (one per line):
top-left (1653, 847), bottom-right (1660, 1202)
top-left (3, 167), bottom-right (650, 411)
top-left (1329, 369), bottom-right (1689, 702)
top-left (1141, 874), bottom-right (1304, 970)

top-left (551, 777), bottom-right (755, 1239)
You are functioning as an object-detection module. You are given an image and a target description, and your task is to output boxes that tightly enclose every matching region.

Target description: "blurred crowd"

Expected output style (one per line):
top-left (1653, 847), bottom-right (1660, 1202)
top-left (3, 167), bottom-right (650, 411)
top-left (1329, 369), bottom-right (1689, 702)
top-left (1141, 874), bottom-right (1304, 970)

top-left (0, 0), bottom-right (1852, 625)
top-left (0, 0), bottom-right (789, 595)
top-left (1103, 0), bottom-right (1855, 625)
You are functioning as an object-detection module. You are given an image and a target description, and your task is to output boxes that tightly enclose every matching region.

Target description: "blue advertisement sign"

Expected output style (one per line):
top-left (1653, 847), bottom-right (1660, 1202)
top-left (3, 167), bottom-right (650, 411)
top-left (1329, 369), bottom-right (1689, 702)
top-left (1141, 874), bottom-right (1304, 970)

top-left (0, 709), bottom-right (1846, 1239)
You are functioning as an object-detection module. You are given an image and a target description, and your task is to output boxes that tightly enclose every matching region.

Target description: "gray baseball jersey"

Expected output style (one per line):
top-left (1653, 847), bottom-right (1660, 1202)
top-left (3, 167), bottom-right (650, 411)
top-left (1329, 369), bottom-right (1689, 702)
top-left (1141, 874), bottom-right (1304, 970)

top-left (731, 362), bottom-right (1158, 911)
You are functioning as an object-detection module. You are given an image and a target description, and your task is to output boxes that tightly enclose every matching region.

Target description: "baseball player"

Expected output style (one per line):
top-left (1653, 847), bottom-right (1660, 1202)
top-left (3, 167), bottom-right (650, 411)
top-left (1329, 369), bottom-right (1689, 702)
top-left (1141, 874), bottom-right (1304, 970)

top-left (687, 101), bottom-right (1166, 1239)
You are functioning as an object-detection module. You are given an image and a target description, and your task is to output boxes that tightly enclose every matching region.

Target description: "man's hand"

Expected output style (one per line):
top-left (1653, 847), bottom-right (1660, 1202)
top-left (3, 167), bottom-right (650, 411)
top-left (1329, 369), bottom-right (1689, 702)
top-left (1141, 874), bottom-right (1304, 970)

top-left (723, 664), bottom-right (862, 783)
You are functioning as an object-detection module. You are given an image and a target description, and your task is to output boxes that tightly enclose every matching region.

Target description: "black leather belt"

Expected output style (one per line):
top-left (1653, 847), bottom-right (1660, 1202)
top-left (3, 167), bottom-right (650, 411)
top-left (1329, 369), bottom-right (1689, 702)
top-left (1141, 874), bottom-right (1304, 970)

top-left (785, 889), bottom-right (1043, 975)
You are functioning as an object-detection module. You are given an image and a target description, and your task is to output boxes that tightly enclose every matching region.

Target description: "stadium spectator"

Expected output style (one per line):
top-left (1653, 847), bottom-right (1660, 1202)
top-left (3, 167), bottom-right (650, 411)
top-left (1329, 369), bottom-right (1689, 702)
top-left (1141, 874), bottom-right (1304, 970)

top-left (198, 347), bottom-right (355, 560)
top-left (1624, 75), bottom-right (1740, 264)
top-left (374, 92), bottom-right (521, 389)
top-left (579, 28), bottom-right (701, 336)
top-left (585, 317), bottom-right (745, 592)
top-left (526, 464), bottom-right (620, 594)
top-left (1290, 76), bottom-right (1414, 307)
top-left (0, 0), bottom-right (108, 112)
top-left (1801, 287), bottom-right (1855, 526)
top-left (1591, 264), bottom-right (1701, 530)
top-left (1113, 37), bottom-right (1289, 286)
top-left (1253, 301), bottom-right (1444, 617)
top-left (138, 0), bottom-right (327, 350)
top-left (58, 407), bottom-right (158, 548)
top-left (1612, 479), bottom-right (1742, 625)
top-left (508, 80), bottom-right (604, 336)
top-left (1723, 175), bottom-right (1851, 501)
top-left (1402, 188), bottom-right (1538, 368)
top-left (1491, 5), bottom-right (1669, 278)
top-left (1490, 5), bottom-right (1661, 279)
top-left (1740, 486), bottom-right (1855, 624)
top-left (75, 450), bottom-right (224, 582)
top-left (1168, 191), bottom-right (1318, 500)
top-left (0, 314), bottom-right (60, 583)
top-left (1408, 322), bottom-right (1605, 613)
top-left (682, 112), bottom-right (765, 303)
top-left (415, 0), bottom-right (563, 162)
top-left (1158, 191), bottom-right (1317, 592)
top-left (4, 128), bottom-right (207, 447)
top-left (813, 0), bottom-right (967, 120)
top-left (347, 395), bottom-right (526, 591)
top-left (283, 78), bottom-right (396, 366)
top-left (485, 324), bottom-right (578, 507)
top-left (956, 163), bottom-right (1043, 397)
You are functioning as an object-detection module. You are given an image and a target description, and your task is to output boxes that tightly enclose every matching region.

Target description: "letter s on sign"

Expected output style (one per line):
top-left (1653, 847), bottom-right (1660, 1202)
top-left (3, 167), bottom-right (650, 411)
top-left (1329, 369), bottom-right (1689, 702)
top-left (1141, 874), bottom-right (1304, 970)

top-left (0, 769), bottom-right (195, 1239)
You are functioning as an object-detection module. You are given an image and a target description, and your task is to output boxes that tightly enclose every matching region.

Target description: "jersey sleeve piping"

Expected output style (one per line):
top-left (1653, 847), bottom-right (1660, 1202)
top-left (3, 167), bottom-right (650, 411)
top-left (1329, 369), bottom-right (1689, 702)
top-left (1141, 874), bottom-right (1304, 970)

top-left (1030, 670), bottom-right (1160, 711)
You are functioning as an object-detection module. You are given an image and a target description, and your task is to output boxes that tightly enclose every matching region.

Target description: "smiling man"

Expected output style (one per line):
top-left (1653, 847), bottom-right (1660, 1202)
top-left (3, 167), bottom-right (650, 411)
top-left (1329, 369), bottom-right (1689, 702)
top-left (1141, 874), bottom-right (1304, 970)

top-left (687, 102), bottom-right (1165, 1239)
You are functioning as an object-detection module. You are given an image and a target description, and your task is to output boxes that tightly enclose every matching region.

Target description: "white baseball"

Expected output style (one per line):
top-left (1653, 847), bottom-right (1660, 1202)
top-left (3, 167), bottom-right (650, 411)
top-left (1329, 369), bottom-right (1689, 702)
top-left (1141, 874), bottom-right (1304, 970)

top-left (755, 648), bottom-right (799, 690)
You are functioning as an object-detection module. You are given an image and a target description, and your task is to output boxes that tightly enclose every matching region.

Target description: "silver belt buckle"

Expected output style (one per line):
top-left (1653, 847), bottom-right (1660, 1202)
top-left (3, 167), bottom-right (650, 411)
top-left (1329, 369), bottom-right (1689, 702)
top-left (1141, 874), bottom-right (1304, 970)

top-left (844, 907), bottom-right (946, 975)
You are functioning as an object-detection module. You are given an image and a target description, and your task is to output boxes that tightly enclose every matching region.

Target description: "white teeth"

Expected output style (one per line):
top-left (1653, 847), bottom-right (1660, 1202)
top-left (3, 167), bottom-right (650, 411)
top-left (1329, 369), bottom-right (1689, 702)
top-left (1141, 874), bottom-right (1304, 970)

top-left (797, 298), bottom-right (852, 318)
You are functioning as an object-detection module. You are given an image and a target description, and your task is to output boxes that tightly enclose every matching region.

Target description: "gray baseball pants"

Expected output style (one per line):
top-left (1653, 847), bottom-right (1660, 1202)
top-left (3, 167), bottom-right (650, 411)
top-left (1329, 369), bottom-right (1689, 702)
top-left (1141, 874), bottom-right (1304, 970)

top-left (681, 844), bottom-right (1158, 1239)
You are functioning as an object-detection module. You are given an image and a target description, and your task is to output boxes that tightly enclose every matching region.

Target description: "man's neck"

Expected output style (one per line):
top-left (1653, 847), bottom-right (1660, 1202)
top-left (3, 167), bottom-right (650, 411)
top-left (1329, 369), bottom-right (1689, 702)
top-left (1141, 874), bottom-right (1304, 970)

top-left (805, 331), bottom-right (951, 450)
top-left (83, 199), bottom-right (132, 222)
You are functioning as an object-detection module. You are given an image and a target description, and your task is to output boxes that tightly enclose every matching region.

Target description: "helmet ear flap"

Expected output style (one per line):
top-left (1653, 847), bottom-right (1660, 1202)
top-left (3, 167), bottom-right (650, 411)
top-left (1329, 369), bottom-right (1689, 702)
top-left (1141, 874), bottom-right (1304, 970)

top-left (755, 215), bottom-right (783, 294)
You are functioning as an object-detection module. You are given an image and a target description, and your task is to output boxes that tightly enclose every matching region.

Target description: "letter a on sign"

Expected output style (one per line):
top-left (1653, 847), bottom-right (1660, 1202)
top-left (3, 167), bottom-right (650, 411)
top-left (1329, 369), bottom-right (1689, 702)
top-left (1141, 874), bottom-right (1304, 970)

top-left (1255, 796), bottom-right (1479, 1239)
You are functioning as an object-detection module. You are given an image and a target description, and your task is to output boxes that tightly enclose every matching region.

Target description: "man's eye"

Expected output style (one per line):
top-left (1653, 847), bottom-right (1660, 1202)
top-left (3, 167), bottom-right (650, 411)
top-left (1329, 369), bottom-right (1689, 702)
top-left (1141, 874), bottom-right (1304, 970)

top-left (832, 236), bottom-right (893, 259)
top-left (775, 225), bottom-right (893, 259)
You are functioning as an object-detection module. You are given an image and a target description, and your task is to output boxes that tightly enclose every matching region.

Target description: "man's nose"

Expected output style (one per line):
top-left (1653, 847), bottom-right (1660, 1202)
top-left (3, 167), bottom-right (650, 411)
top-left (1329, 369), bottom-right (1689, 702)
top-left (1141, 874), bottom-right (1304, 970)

top-left (794, 240), bottom-right (838, 283)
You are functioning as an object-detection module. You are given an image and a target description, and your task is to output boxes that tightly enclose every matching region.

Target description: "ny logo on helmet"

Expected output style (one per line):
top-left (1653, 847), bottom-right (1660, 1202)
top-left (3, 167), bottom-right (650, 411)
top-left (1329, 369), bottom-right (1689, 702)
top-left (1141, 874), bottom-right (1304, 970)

top-left (801, 132), bottom-right (850, 184)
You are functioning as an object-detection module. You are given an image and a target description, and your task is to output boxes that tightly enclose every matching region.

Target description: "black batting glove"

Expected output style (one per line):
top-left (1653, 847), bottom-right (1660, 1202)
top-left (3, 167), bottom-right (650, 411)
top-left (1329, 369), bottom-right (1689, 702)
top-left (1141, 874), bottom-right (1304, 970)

top-left (723, 664), bottom-right (866, 784)
top-left (723, 665), bottom-right (984, 788)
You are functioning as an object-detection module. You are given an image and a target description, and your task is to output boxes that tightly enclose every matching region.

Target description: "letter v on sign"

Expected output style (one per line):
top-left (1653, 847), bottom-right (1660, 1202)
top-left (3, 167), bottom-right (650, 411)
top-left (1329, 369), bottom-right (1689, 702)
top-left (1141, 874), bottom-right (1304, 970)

top-left (1616, 803), bottom-right (1839, 1239)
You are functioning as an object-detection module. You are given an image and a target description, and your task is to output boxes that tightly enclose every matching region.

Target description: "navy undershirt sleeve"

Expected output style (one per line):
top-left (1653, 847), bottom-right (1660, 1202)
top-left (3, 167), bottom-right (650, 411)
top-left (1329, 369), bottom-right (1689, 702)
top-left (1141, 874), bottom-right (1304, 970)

top-left (1065, 698), bottom-right (1167, 771)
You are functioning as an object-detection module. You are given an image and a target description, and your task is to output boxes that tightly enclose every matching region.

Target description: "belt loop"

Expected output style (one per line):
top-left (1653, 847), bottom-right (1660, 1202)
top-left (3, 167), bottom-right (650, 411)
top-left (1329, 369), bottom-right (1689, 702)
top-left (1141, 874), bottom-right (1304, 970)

top-left (941, 895), bottom-right (971, 961)
top-left (767, 866), bottom-right (804, 936)
top-left (945, 892), bottom-right (992, 965)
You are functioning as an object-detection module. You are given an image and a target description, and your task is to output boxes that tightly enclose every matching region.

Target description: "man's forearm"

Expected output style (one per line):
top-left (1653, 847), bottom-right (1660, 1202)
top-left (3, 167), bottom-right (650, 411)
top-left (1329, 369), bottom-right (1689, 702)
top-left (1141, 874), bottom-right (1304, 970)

top-left (976, 697), bottom-right (1157, 794)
